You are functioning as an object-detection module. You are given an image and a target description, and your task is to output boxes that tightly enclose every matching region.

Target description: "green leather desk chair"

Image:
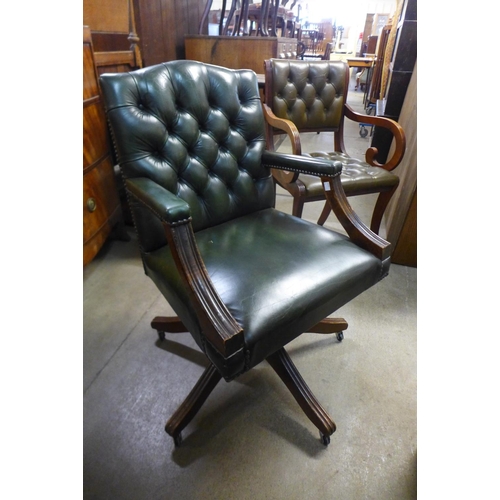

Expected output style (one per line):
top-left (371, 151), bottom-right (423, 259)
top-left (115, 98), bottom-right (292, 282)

top-left (263, 58), bottom-right (406, 234)
top-left (100, 60), bottom-right (392, 448)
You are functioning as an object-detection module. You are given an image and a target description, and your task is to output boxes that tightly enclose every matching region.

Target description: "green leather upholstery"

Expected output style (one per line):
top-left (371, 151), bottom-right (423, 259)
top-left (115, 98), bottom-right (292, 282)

top-left (145, 208), bottom-right (387, 379)
top-left (102, 61), bottom-right (274, 247)
top-left (100, 60), bottom-right (390, 381)
top-left (270, 60), bottom-right (346, 131)
top-left (295, 152), bottom-right (398, 197)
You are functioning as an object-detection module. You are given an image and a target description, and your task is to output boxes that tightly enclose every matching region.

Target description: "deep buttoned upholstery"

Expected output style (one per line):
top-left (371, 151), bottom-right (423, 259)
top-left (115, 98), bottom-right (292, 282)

top-left (100, 61), bottom-right (392, 447)
top-left (103, 61), bottom-right (275, 247)
top-left (270, 61), bottom-right (346, 130)
top-left (264, 59), bottom-right (404, 231)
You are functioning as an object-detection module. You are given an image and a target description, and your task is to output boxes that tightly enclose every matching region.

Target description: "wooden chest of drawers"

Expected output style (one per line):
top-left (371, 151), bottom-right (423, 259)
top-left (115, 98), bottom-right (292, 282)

top-left (83, 26), bottom-right (122, 266)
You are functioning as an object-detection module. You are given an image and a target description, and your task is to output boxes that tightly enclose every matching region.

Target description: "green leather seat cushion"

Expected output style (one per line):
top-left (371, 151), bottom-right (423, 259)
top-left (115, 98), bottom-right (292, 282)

top-left (299, 151), bottom-right (399, 197)
top-left (144, 208), bottom-right (386, 379)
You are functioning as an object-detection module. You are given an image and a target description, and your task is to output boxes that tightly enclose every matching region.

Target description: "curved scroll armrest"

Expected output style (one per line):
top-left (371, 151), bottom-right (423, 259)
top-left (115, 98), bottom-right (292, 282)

top-left (262, 150), bottom-right (342, 178)
top-left (126, 177), bottom-right (244, 359)
top-left (344, 103), bottom-right (406, 171)
top-left (322, 174), bottom-right (392, 261)
top-left (126, 177), bottom-right (191, 225)
top-left (262, 103), bottom-right (302, 155)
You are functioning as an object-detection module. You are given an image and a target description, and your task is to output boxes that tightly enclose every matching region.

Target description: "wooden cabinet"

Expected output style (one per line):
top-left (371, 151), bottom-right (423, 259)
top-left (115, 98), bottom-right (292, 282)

top-left (83, 26), bottom-right (122, 266)
top-left (185, 35), bottom-right (297, 75)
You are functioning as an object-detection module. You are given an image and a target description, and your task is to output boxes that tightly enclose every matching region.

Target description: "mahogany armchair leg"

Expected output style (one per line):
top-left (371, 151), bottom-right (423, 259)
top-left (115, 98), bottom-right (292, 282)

top-left (292, 197), bottom-right (305, 219)
top-left (165, 364), bottom-right (222, 446)
top-left (316, 200), bottom-right (331, 226)
top-left (307, 317), bottom-right (348, 335)
top-left (370, 186), bottom-right (398, 235)
top-left (151, 316), bottom-right (187, 341)
top-left (266, 347), bottom-right (336, 444)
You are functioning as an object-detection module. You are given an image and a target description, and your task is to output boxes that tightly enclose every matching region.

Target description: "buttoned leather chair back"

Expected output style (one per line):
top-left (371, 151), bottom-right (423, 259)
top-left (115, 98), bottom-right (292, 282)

top-left (104, 61), bottom-right (275, 251)
top-left (269, 59), bottom-right (347, 131)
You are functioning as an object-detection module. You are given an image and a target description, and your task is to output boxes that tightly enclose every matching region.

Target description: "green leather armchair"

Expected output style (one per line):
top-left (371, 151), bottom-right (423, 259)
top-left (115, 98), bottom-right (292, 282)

top-left (263, 58), bottom-right (406, 234)
top-left (100, 60), bottom-right (392, 448)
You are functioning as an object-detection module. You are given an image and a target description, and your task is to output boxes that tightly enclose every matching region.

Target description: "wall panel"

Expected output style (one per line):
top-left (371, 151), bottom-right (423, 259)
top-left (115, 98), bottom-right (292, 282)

top-left (134, 0), bottom-right (204, 66)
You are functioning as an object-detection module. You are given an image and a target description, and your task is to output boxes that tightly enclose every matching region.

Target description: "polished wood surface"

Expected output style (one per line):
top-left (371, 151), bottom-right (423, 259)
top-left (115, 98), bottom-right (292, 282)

top-left (185, 35), bottom-right (296, 75)
top-left (83, 26), bottom-right (122, 266)
top-left (346, 56), bottom-right (375, 68)
top-left (391, 189), bottom-right (416, 266)
top-left (165, 363), bottom-right (222, 447)
top-left (164, 220), bottom-right (244, 358)
top-left (136, 0), bottom-right (205, 64)
top-left (84, 0), bottom-right (130, 32)
top-left (267, 348), bottom-right (336, 440)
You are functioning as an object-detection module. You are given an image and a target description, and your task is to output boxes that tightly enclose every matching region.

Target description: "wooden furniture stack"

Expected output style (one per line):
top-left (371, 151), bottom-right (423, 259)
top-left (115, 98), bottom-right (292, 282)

top-left (83, 26), bottom-right (123, 266)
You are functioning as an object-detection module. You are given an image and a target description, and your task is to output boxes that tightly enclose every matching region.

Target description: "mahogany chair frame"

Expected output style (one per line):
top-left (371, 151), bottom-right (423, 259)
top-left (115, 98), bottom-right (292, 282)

top-left (263, 59), bottom-right (406, 234)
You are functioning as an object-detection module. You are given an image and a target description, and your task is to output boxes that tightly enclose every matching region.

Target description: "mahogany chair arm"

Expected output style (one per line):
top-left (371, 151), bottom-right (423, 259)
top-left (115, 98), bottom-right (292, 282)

top-left (344, 103), bottom-right (406, 172)
top-left (126, 178), bottom-right (244, 359)
top-left (321, 174), bottom-right (392, 261)
top-left (263, 103), bottom-right (303, 186)
top-left (261, 151), bottom-right (390, 259)
top-left (263, 103), bottom-right (302, 155)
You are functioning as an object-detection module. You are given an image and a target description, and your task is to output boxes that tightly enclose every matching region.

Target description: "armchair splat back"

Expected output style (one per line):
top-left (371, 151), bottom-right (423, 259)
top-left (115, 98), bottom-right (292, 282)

top-left (100, 60), bottom-right (392, 448)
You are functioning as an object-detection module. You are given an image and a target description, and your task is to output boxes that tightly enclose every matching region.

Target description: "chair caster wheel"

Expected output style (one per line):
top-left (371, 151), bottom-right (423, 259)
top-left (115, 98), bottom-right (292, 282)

top-left (336, 331), bottom-right (344, 342)
top-left (158, 331), bottom-right (165, 342)
top-left (320, 432), bottom-right (330, 446)
top-left (173, 432), bottom-right (183, 447)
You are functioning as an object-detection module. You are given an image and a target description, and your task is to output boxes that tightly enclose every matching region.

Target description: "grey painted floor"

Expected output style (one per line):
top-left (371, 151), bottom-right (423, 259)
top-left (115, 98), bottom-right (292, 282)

top-left (83, 73), bottom-right (417, 499)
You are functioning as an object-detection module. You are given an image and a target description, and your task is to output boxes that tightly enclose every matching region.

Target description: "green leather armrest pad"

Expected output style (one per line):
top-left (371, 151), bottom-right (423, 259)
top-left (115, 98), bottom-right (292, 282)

top-left (261, 150), bottom-right (342, 178)
top-left (126, 177), bottom-right (191, 224)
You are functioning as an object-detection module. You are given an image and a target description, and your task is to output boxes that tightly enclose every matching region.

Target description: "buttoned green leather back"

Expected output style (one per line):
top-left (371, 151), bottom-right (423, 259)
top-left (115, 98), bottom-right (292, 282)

top-left (101, 61), bottom-right (274, 251)
top-left (265, 59), bottom-right (348, 131)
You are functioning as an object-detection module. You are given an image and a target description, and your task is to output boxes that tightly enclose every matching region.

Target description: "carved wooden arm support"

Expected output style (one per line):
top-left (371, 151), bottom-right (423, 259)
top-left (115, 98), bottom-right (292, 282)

top-left (126, 178), bottom-right (244, 359)
top-left (263, 103), bottom-right (302, 155)
top-left (260, 152), bottom-right (391, 260)
top-left (321, 174), bottom-right (392, 261)
top-left (344, 103), bottom-right (406, 171)
top-left (263, 103), bottom-right (302, 185)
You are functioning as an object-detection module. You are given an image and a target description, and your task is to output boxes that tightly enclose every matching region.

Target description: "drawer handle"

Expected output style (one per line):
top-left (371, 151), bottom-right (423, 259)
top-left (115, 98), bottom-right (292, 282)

top-left (87, 198), bottom-right (97, 212)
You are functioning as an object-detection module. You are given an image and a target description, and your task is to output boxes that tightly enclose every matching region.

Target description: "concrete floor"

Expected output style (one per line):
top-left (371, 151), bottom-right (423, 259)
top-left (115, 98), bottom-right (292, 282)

top-left (83, 73), bottom-right (417, 499)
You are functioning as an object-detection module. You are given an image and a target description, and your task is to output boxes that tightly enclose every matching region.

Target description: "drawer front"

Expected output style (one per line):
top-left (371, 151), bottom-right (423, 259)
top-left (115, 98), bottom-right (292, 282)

top-left (83, 156), bottom-right (120, 248)
top-left (83, 100), bottom-right (110, 171)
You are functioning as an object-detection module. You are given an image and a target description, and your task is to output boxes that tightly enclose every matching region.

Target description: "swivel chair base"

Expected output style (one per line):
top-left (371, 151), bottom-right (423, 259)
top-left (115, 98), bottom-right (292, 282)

top-left (151, 316), bottom-right (347, 447)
